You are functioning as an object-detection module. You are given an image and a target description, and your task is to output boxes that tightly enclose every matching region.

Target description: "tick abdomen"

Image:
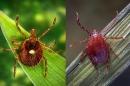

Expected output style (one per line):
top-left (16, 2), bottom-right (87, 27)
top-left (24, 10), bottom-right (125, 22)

top-left (94, 48), bottom-right (108, 64)
top-left (86, 34), bottom-right (109, 65)
top-left (19, 39), bottom-right (43, 66)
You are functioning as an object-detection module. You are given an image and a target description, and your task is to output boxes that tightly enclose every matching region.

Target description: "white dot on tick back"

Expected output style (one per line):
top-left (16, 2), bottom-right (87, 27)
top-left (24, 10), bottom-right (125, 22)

top-left (29, 49), bottom-right (36, 55)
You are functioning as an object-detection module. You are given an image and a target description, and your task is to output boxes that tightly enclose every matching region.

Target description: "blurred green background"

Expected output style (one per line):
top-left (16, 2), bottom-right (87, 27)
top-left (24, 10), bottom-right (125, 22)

top-left (0, 0), bottom-right (65, 86)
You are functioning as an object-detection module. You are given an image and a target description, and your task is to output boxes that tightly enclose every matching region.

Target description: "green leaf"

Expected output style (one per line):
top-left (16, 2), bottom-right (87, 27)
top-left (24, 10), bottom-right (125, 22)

top-left (0, 11), bottom-right (66, 86)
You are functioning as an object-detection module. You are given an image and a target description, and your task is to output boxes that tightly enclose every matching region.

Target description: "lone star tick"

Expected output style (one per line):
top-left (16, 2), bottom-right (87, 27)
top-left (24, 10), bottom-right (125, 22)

top-left (11, 16), bottom-right (56, 78)
top-left (75, 12), bottom-right (124, 74)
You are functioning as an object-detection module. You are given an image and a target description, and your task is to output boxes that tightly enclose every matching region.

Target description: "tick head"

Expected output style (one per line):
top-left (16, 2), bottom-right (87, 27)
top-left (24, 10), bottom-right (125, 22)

top-left (29, 29), bottom-right (37, 43)
top-left (89, 29), bottom-right (98, 36)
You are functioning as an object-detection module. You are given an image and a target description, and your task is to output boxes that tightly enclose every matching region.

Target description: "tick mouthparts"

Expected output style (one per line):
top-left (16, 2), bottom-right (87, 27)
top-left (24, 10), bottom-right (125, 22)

top-left (31, 29), bottom-right (36, 36)
top-left (30, 29), bottom-right (37, 40)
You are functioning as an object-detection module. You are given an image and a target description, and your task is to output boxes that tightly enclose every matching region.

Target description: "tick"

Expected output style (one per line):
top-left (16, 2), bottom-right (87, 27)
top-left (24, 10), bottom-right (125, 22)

top-left (75, 12), bottom-right (124, 74)
top-left (4, 16), bottom-right (56, 78)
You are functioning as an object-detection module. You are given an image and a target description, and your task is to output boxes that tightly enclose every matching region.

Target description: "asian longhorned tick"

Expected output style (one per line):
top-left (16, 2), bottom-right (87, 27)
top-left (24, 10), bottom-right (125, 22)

top-left (75, 12), bottom-right (124, 74)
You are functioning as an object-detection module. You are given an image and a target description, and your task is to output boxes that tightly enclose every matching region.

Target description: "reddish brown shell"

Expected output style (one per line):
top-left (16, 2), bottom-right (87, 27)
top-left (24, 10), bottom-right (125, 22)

top-left (19, 39), bottom-right (43, 66)
top-left (86, 33), bottom-right (110, 66)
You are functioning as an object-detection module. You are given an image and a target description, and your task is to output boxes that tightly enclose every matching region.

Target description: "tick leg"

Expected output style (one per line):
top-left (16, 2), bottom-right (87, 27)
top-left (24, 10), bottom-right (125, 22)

top-left (106, 36), bottom-right (124, 40)
top-left (0, 39), bottom-right (20, 52)
top-left (48, 40), bottom-right (56, 49)
top-left (109, 46), bottom-right (120, 60)
top-left (88, 57), bottom-right (100, 79)
top-left (42, 57), bottom-right (48, 77)
top-left (80, 38), bottom-right (87, 44)
top-left (68, 38), bottom-right (87, 48)
top-left (75, 12), bottom-right (90, 35)
top-left (116, 11), bottom-right (119, 15)
top-left (15, 16), bottom-right (26, 38)
top-left (41, 42), bottom-right (55, 53)
top-left (0, 47), bottom-right (17, 52)
top-left (38, 17), bottom-right (56, 40)
top-left (13, 57), bottom-right (18, 78)
top-left (12, 40), bottom-right (21, 46)
top-left (44, 58), bottom-right (47, 77)
top-left (102, 11), bottom-right (119, 34)
top-left (106, 11), bottom-right (124, 39)
top-left (94, 65), bottom-right (100, 80)
top-left (105, 63), bottom-right (110, 75)
top-left (0, 47), bottom-right (12, 51)
top-left (0, 40), bottom-right (19, 52)
top-left (80, 48), bottom-right (87, 62)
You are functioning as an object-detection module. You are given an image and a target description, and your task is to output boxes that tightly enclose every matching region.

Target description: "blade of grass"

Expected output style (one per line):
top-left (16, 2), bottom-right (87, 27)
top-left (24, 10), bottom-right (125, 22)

top-left (0, 11), bottom-right (66, 86)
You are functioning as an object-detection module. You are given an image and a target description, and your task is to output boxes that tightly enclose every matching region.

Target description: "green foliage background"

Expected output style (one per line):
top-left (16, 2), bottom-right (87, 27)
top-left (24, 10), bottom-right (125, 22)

top-left (0, 0), bottom-right (65, 86)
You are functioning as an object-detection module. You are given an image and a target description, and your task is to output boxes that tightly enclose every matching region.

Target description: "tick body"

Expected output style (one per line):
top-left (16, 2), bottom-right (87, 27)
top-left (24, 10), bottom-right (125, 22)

top-left (19, 29), bottom-right (43, 66)
top-left (12, 16), bottom-right (56, 77)
top-left (85, 31), bottom-right (109, 68)
top-left (75, 12), bottom-right (123, 71)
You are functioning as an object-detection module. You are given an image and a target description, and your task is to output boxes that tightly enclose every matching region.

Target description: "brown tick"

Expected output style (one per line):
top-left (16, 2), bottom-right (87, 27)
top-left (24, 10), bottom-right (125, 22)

top-left (5, 16), bottom-right (56, 78)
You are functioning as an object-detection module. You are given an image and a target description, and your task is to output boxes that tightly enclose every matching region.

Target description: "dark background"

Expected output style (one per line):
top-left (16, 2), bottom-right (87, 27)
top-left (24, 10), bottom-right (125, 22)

top-left (66, 0), bottom-right (130, 86)
top-left (66, 0), bottom-right (130, 65)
